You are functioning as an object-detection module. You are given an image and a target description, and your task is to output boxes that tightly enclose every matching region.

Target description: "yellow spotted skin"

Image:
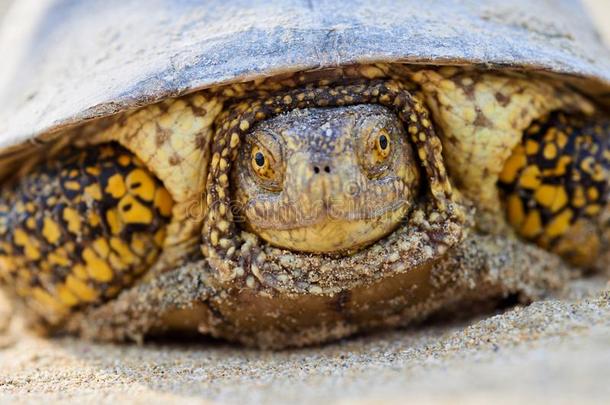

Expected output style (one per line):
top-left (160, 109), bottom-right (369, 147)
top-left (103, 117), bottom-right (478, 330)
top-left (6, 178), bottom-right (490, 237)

top-left (0, 143), bottom-right (173, 324)
top-left (499, 112), bottom-right (609, 266)
top-left (202, 78), bottom-right (463, 279)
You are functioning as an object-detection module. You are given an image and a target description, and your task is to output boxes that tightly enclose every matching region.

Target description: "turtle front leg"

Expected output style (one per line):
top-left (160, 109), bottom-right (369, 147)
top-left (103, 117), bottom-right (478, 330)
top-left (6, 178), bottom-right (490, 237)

top-left (499, 114), bottom-right (609, 270)
top-left (0, 143), bottom-right (173, 326)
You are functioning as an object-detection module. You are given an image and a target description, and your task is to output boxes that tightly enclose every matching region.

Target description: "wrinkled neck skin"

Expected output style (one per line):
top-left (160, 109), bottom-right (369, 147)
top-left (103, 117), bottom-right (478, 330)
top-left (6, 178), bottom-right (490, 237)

top-left (232, 105), bottom-right (421, 254)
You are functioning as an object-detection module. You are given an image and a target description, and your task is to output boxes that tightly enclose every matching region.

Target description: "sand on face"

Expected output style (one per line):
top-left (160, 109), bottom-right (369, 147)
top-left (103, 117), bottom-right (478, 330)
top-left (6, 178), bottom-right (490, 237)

top-left (0, 2), bottom-right (609, 404)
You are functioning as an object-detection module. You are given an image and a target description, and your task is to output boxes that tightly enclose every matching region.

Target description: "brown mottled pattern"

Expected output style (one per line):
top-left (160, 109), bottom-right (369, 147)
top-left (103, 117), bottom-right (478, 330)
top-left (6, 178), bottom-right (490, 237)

top-left (0, 143), bottom-right (173, 325)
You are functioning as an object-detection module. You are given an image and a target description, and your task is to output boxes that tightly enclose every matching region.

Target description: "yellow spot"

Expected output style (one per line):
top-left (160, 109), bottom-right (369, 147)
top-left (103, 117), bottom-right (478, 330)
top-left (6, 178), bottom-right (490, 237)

top-left (217, 220), bottom-right (230, 233)
top-left (83, 247), bottom-right (113, 282)
top-left (106, 209), bottom-right (122, 235)
top-left (525, 140), bottom-right (539, 155)
top-left (154, 228), bottom-right (166, 247)
top-left (72, 264), bottom-right (88, 280)
top-left (48, 249), bottom-right (70, 267)
top-left (92, 238), bottom-right (110, 258)
top-left (88, 212), bottom-right (101, 227)
top-left (587, 187), bottom-right (599, 201)
top-left (549, 187), bottom-right (568, 213)
top-left (499, 151), bottom-right (526, 183)
top-left (42, 218), bottom-right (62, 244)
top-left (119, 195), bottom-right (153, 224)
top-left (211, 153), bottom-right (220, 169)
top-left (14, 229), bottom-right (40, 260)
top-left (545, 209), bottom-right (573, 238)
top-left (108, 254), bottom-right (128, 272)
top-left (154, 188), bottom-right (173, 217)
top-left (239, 120), bottom-right (250, 131)
top-left (57, 285), bottom-right (79, 306)
top-left (0, 256), bottom-right (15, 273)
top-left (556, 132), bottom-right (568, 148)
top-left (110, 237), bottom-right (138, 265)
top-left (63, 207), bottom-right (82, 234)
top-left (542, 143), bottom-right (557, 160)
top-left (585, 204), bottom-right (601, 215)
top-left (130, 235), bottom-right (147, 256)
top-left (230, 132), bottom-right (240, 148)
top-left (506, 194), bottom-right (525, 228)
top-left (32, 288), bottom-right (66, 313)
top-left (66, 275), bottom-right (98, 302)
top-left (84, 183), bottom-right (102, 201)
top-left (518, 165), bottom-right (541, 189)
top-left (25, 217), bottom-right (36, 230)
top-left (126, 169), bottom-right (155, 201)
top-left (64, 181), bottom-right (81, 191)
top-left (118, 155), bottom-right (131, 166)
top-left (520, 210), bottom-right (542, 238)
top-left (86, 166), bottom-right (101, 176)
top-left (106, 174), bottom-right (127, 199)
top-left (534, 185), bottom-right (562, 209)
top-left (552, 156), bottom-right (571, 176)
top-left (572, 187), bottom-right (586, 208)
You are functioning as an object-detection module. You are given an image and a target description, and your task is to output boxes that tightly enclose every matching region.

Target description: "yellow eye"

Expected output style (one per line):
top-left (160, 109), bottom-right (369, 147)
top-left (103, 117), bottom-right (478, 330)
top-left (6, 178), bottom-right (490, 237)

top-left (374, 130), bottom-right (391, 160)
top-left (251, 146), bottom-right (275, 181)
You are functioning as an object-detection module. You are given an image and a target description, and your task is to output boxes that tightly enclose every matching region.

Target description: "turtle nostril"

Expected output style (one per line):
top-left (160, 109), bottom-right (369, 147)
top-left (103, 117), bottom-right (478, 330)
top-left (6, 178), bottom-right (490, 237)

top-left (313, 165), bottom-right (331, 174)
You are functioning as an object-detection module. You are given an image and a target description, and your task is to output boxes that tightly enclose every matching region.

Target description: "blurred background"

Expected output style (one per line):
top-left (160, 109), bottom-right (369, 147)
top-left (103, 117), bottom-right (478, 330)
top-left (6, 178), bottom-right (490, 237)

top-left (584, 0), bottom-right (610, 43)
top-left (0, 0), bottom-right (609, 44)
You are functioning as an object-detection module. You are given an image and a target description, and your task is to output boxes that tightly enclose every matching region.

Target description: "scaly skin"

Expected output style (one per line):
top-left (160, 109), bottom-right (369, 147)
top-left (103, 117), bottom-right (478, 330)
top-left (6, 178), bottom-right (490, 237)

top-left (0, 64), bottom-right (606, 346)
top-left (499, 112), bottom-right (610, 267)
top-left (0, 144), bottom-right (173, 324)
top-left (232, 105), bottom-right (420, 254)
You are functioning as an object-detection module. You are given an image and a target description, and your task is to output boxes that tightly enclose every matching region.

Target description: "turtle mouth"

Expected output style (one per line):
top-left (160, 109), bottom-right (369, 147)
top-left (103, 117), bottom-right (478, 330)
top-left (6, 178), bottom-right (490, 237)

top-left (241, 176), bottom-right (412, 230)
top-left (240, 193), bottom-right (413, 254)
top-left (245, 198), bottom-right (411, 229)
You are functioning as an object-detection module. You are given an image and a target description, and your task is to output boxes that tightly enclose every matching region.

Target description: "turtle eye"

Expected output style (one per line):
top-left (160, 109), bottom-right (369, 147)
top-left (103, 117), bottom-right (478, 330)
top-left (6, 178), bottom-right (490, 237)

top-left (359, 123), bottom-right (395, 177)
top-left (248, 135), bottom-right (284, 191)
top-left (375, 130), bottom-right (391, 160)
top-left (251, 146), bottom-right (274, 179)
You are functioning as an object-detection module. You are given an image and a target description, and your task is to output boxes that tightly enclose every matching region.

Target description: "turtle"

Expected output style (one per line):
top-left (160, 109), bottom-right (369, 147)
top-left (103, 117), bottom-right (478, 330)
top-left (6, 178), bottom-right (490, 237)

top-left (0, 0), bottom-right (607, 348)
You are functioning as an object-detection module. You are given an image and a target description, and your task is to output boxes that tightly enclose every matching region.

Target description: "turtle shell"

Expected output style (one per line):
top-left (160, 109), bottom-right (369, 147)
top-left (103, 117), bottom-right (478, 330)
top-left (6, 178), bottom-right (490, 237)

top-left (0, 0), bottom-right (609, 155)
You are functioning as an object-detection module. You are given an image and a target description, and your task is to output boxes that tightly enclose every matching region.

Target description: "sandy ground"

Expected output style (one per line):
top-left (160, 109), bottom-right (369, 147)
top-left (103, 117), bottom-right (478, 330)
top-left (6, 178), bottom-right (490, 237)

top-left (0, 278), bottom-right (609, 404)
top-left (0, 2), bottom-right (609, 404)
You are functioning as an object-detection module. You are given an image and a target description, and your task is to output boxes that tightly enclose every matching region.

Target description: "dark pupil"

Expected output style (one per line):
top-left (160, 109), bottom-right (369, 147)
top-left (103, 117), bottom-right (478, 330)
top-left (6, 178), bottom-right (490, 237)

top-left (255, 151), bottom-right (265, 167)
top-left (379, 135), bottom-right (388, 150)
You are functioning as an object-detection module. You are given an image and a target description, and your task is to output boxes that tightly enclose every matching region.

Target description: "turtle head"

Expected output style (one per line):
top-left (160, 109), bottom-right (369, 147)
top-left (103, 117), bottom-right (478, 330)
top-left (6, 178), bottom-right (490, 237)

top-left (232, 105), bottom-right (420, 254)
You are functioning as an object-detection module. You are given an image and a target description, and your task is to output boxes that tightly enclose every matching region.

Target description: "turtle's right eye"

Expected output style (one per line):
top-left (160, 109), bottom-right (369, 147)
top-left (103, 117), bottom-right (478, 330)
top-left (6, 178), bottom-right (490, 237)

top-left (251, 146), bottom-right (274, 180)
top-left (248, 132), bottom-right (284, 191)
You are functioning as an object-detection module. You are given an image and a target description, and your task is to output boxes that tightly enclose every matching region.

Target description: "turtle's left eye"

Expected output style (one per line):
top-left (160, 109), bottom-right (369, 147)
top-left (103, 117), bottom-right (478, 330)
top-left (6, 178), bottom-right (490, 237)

top-left (359, 123), bottom-right (395, 177)
top-left (375, 130), bottom-right (391, 160)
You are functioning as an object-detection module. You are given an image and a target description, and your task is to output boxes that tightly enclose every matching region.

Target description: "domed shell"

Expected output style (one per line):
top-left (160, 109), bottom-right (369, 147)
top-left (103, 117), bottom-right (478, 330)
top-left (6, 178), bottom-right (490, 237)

top-left (0, 0), bottom-right (609, 156)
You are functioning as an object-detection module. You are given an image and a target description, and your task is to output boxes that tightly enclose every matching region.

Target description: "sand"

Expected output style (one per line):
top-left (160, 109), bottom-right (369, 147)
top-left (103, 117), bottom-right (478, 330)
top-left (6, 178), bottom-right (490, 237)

top-left (0, 1), bottom-right (610, 404)
top-left (0, 278), bottom-right (608, 404)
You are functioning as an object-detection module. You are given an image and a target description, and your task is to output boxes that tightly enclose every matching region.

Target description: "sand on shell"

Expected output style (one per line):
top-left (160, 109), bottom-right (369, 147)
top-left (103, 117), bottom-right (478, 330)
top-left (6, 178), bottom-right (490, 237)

top-left (0, 1), bottom-right (609, 403)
